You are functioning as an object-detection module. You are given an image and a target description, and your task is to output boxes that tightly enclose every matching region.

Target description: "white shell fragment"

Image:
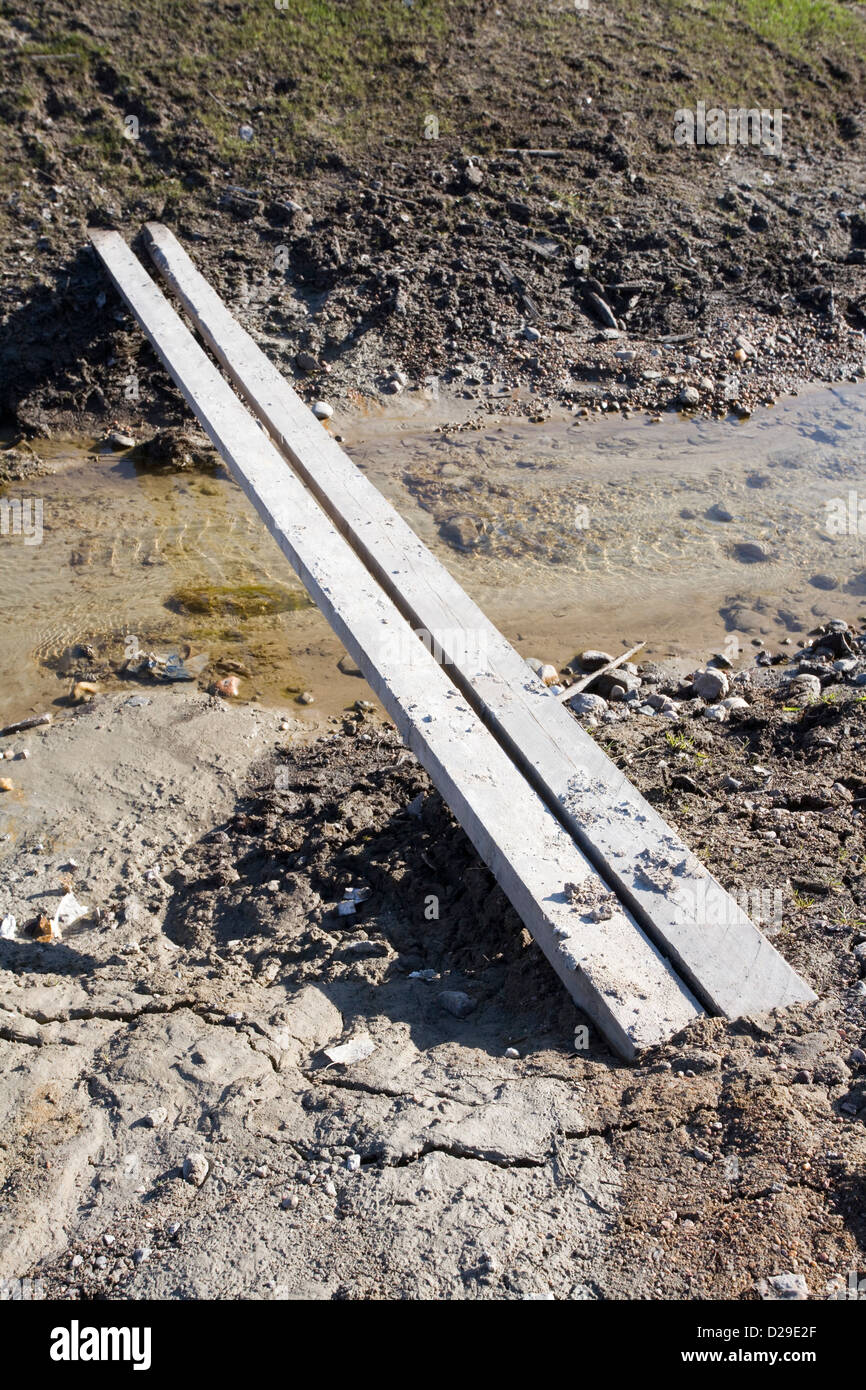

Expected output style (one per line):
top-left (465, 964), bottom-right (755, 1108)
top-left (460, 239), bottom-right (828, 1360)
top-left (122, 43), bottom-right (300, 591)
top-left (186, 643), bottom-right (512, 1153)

top-left (324, 1035), bottom-right (376, 1066)
top-left (50, 891), bottom-right (91, 935)
top-left (0, 915), bottom-right (17, 940)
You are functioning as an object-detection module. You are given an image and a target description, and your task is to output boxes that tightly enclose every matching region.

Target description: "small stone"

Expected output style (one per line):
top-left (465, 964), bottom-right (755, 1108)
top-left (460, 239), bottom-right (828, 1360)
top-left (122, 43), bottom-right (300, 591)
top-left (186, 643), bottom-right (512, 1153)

top-left (678, 385), bottom-right (700, 408)
top-left (722, 775), bottom-right (742, 791)
top-left (345, 1153), bottom-right (362, 1172)
top-left (569, 692), bottom-right (609, 717)
top-left (849, 1047), bottom-right (866, 1066)
top-left (281, 1194), bottom-right (300, 1210)
top-left (253, 1164), bottom-right (269, 1178)
top-left (311, 401), bottom-right (334, 420)
top-left (704, 705), bottom-right (728, 722)
top-left (579, 650), bottom-right (614, 671)
top-left (297, 691), bottom-right (315, 705)
top-left (439, 989), bottom-right (476, 1018)
top-left (505, 1047), bottom-right (520, 1059)
top-left (765, 1272), bottom-right (808, 1300)
top-left (182, 1152), bottom-right (209, 1187)
top-left (107, 430), bottom-right (136, 449)
top-left (166, 1222), bottom-right (181, 1238)
top-left (523, 325), bottom-right (541, 342)
top-left (692, 668), bottom-right (729, 701)
top-left (143, 1107), bottom-right (168, 1128)
top-left (132, 1247), bottom-right (150, 1265)
top-left (296, 351), bottom-right (320, 373)
top-left (323, 1180), bottom-right (337, 1197)
top-left (538, 663), bottom-right (558, 685)
top-left (103, 1233), bottom-right (115, 1246)
top-left (70, 1254), bottom-right (83, 1269)
top-left (239, 124), bottom-right (254, 142)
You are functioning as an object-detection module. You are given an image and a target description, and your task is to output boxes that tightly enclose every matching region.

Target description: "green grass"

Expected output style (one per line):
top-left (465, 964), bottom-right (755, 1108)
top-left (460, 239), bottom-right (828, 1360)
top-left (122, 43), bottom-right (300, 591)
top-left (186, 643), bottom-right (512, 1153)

top-left (721, 0), bottom-right (864, 51)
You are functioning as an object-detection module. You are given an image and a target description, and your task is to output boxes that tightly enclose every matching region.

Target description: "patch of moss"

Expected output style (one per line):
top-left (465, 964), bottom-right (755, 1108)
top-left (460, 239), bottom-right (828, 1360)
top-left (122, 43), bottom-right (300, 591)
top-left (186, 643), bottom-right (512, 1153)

top-left (165, 582), bottom-right (311, 619)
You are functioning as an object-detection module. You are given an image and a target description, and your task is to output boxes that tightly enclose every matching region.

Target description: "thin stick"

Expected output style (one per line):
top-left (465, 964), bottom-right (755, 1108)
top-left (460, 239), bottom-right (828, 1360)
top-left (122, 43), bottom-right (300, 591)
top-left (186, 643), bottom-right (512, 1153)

top-left (558, 642), bottom-right (646, 701)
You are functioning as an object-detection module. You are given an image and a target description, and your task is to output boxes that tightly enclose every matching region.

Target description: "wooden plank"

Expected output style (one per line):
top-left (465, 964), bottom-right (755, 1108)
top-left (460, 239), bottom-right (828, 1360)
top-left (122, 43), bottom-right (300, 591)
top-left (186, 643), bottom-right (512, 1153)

top-left (143, 222), bottom-right (815, 1021)
top-left (89, 228), bottom-right (703, 1059)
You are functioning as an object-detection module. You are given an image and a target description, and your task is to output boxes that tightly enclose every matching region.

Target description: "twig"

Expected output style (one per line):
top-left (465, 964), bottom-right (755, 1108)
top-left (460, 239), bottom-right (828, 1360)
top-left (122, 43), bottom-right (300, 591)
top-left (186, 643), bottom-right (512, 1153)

top-left (557, 642), bottom-right (645, 701)
top-left (0, 713), bottom-right (52, 737)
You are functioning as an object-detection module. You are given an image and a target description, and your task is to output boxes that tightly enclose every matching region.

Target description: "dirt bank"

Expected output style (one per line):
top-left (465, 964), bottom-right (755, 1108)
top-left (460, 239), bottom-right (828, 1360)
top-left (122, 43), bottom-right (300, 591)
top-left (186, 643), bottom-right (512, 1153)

top-left (1, 2), bottom-right (866, 440)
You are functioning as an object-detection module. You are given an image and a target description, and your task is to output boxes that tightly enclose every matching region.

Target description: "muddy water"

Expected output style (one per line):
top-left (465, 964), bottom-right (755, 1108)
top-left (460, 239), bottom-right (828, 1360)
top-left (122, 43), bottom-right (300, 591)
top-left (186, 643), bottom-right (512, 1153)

top-left (1, 384), bottom-right (865, 727)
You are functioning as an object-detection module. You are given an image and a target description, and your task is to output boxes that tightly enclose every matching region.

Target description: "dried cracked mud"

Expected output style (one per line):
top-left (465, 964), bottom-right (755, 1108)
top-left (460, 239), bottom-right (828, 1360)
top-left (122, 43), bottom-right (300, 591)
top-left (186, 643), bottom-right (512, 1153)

top-left (0, 681), bottom-right (864, 1301)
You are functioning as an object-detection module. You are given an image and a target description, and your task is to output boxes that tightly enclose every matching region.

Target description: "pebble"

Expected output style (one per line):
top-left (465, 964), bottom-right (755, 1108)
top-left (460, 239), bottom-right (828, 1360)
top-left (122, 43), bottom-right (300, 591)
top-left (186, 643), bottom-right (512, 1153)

top-left (766, 1272), bottom-right (808, 1300)
top-left (678, 386), bottom-right (700, 408)
top-left (579, 650), bottom-right (613, 670)
top-left (132, 1247), bottom-right (150, 1265)
top-left (849, 1048), bottom-right (866, 1065)
top-left (704, 705), bottom-right (728, 722)
top-left (143, 1106), bottom-right (168, 1128)
top-left (107, 430), bottom-right (136, 449)
top-left (182, 1152), bottom-right (210, 1187)
top-left (505, 1047), bottom-right (520, 1059)
top-left (323, 1180), bottom-right (337, 1197)
top-left (297, 691), bottom-right (315, 704)
top-left (312, 401), bottom-right (333, 420)
top-left (523, 325), bottom-right (541, 342)
top-left (281, 1194), bottom-right (300, 1210)
top-left (538, 663), bottom-right (558, 685)
top-left (345, 1153), bottom-right (362, 1172)
top-left (569, 692), bottom-right (608, 717)
top-left (692, 668), bottom-right (729, 701)
top-left (787, 673), bottom-right (822, 700)
top-left (439, 989), bottom-right (476, 1018)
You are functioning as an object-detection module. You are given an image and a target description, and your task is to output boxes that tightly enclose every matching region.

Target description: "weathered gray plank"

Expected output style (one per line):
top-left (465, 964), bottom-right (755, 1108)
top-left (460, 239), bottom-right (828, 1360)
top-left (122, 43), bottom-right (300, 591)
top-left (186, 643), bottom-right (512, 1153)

top-left (143, 221), bottom-right (815, 1020)
top-left (90, 227), bottom-right (704, 1058)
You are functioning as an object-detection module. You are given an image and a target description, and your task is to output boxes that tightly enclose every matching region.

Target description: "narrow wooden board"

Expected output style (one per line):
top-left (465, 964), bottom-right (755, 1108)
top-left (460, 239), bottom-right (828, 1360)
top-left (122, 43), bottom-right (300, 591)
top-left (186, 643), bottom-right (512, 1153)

top-left (90, 227), bottom-right (704, 1059)
top-left (143, 222), bottom-right (815, 1020)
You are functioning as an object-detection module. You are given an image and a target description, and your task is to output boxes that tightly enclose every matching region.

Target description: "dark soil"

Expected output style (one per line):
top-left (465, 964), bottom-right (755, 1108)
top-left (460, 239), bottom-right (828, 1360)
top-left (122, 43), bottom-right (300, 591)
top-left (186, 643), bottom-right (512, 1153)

top-left (1, 2), bottom-right (866, 436)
